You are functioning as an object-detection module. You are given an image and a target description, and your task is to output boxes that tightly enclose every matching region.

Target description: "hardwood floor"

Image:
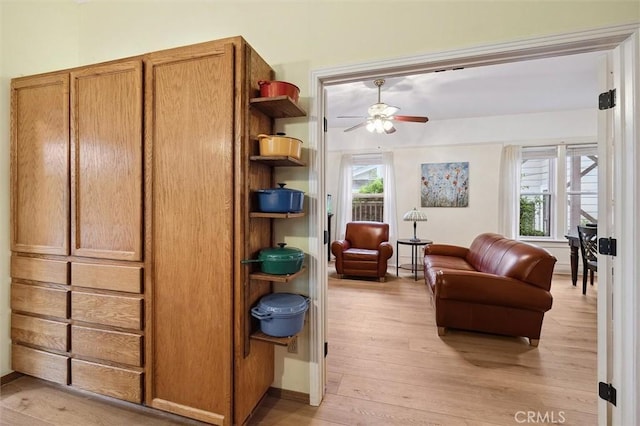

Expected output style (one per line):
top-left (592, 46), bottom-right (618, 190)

top-left (1, 270), bottom-right (597, 425)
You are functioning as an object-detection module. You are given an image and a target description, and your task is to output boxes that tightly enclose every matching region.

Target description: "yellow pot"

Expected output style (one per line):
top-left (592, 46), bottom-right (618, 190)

top-left (258, 134), bottom-right (302, 159)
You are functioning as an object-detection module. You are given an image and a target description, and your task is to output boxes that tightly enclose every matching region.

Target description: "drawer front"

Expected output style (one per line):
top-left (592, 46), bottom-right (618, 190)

top-left (12, 344), bottom-right (69, 385)
top-left (11, 313), bottom-right (69, 351)
top-left (71, 263), bottom-right (142, 293)
top-left (71, 359), bottom-right (142, 403)
top-left (71, 292), bottom-right (142, 329)
top-left (72, 326), bottom-right (142, 366)
top-left (11, 283), bottom-right (69, 318)
top-left (11, 256), bottom-right (69, 284)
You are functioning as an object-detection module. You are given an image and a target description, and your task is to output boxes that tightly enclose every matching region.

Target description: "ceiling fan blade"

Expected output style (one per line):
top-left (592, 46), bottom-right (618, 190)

top-left (384, 125), bottom-right (397, 134)
top-left (392, 115), bottom-right (429, 123)
top-left (343, 121), bottom-right (368, 132)
top-left (337, 115), bottom-right (367, 119)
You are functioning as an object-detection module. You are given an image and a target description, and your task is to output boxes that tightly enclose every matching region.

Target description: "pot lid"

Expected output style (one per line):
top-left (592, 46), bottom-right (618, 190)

top-left (260, 183), bottom-right (304, 194)
top-left (257, 293), bottom-right (309, 314)
top-left (259, 243), bottom-right (304, 260)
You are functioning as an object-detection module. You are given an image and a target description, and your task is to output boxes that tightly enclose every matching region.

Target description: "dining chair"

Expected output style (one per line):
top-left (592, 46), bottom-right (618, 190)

top-left (577, 225), bottom-right (598, 295)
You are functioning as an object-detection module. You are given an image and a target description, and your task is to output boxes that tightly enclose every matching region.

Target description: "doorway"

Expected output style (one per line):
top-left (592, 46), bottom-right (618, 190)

top-left (307, 23), bottom-right (639, 424)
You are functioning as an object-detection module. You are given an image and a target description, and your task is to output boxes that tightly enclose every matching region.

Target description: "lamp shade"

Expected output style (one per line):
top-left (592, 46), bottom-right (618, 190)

top-left (403, 208), bottom-right (428, 222)
top-left (403, 208), bottom-right (428, 242)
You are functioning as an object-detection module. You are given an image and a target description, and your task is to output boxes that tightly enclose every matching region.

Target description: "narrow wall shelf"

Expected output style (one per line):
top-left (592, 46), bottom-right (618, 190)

top-left (249, 96), bottom-right (306, 118)
top-left (249, 212), bottom-right (305, 219)
top-left (249, 155), bottom-right (305, 167)
top-left (249, 266), bottom-right (306, 283)
top-left (250, 331), bottom-right (295, 346)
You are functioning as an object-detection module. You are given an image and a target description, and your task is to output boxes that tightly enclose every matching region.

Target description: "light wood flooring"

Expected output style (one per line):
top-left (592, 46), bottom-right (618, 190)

top-left (1, 270), bottom-right (597, 425)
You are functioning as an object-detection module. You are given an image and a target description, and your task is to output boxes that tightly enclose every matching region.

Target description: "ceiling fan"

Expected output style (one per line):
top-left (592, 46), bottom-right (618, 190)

top-left (339, 78), bottom-right (429, 134)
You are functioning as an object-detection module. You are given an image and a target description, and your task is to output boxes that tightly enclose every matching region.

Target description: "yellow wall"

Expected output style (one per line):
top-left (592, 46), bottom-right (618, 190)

top-left (1, 0), bottom-right (638, 395)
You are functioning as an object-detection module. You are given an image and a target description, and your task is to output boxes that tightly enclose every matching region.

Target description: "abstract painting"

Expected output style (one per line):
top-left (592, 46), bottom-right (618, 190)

top-left (421, 162), bottom-right (469, 207)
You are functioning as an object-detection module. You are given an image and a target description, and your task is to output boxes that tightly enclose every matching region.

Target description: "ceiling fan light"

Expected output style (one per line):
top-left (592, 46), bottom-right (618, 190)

top-left (374, 118), bottom-right (384, 133)
top-left (366, 121), bottom-right (376, 132)
top-left (383, 120), bottom-right (393, 131)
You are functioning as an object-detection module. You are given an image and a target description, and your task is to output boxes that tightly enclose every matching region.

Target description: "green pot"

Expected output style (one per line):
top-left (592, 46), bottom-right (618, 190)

top-left (243, 243), bottom-right (304, 275)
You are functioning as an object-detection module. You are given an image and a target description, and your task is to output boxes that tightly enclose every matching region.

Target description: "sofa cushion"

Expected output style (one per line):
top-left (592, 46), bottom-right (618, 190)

top-left (435, 270), bottom-right (553, 312)
top-left (342, 248), bottom-right (378, 261)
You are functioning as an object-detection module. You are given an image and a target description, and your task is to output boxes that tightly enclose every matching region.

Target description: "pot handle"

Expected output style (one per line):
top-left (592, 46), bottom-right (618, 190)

top-left (258, 80), bottom-right (269, 87)
top-left (277, 243), bottom-right (287, 249)
top-left (277, 183), bottom-right (287, 189)
top-left (251, 307), bottom-right (272, 320)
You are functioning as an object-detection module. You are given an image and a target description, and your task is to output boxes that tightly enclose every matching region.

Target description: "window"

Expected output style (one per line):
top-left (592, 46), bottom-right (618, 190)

top-left (351, 155), bottom-right (384, 222)
top-left (519, 144), bottom-right (597, 239)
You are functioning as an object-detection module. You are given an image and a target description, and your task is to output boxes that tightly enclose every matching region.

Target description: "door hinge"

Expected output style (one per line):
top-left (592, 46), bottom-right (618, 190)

top-left (598, 237), bottom-right (617, 256)
top-left (599, 382), bottom-right (617, 406)
top-left (323, 117), bottom-right (328, 132)
top-left (324, 342), bottom-right (328, 357)
top-left (599, 89), bottom-right (616, 110)
top-left (324, 230), bottom-right (329, 244)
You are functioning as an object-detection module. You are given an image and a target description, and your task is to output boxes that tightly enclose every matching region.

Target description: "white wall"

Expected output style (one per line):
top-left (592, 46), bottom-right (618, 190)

top-left (1, 0), bottom-right (637, 393)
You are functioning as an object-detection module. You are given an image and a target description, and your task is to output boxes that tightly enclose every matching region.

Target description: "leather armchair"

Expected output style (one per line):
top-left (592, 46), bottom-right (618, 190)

top-left (331, 221), bottom-right (393, 282)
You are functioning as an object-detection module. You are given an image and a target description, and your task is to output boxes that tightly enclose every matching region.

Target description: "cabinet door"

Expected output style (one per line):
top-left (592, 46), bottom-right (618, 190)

top-left (70, 61), bottom-right (143, 261)
top-left (145, 43), bottom-right (235, 424)
top-left (10, 73), bottom-right (70, 255)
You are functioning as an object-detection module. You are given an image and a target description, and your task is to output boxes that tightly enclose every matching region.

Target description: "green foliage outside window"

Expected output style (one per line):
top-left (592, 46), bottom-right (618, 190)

top-left (359, 177), bottom-right (384, 194)
top-left (520, 196), bottom-right (546, 236)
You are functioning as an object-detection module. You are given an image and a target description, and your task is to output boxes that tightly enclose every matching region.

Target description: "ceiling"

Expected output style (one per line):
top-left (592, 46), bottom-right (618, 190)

top-left (325, 51), bottom-right (603, 131)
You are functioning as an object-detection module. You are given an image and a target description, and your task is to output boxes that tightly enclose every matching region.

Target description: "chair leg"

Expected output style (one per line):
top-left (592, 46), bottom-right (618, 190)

top-left (379, 276), bottom-right (386, 283)
top-left (529, 338), bottom-right (540, 347)
top-left (590, 270), bottom-right (594, 286)
top-left (437, 327), bottom-right (447, 336)
top-left (582, 266), bottom-right (588, 295)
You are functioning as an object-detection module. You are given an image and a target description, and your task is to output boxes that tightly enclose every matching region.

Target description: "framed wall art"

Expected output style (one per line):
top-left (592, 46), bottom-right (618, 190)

top-left (421, 162), bottom-right (469, 207)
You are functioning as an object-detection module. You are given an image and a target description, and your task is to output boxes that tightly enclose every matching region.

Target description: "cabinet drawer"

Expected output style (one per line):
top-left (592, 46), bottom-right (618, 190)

top-left (72, 326), bottom-right (142, 366)
top-left (71, 292), bottom-right (143, 329)
top-left (11, 313), bottom-right (68, 351)
top-left (11, 283), bottom-right (69, 318)
top-left (71, 263), bottom-right (142, 293)
top-left (71, 359), bottom-right (142, 403)
top-left (11, 256), bottom-right (68, 284)
top-left (12, 344), bottom-right (69, 385)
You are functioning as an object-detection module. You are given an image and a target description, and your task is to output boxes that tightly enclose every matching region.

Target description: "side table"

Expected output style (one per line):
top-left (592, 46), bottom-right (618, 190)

top-left (397, 238), bottom-right (433, 281)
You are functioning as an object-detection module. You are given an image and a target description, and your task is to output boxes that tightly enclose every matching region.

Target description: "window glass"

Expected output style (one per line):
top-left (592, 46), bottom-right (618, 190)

top-left (520, 147), bottom-right (556, 237)
top-left (566, 145), bottom-right (598, 233)
top-left (351, 155), bottom-right (384, 222)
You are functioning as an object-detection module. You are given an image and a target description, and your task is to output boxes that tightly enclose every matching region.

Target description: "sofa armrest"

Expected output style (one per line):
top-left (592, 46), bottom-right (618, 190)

top-left (378, 241), bottom-right (393, 260)
top-left (425, 244), bottom-right (469, 258)
top-left (434, 270), bottom-right (553, 312)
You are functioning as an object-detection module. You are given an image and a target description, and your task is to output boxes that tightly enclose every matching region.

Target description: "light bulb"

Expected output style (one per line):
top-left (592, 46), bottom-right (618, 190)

top-left (366, 121), bottom-right (375, 132)
top-left (383, 120), bottom-right (393, 130)
top-left (374, 118), bottom-right (384, 133)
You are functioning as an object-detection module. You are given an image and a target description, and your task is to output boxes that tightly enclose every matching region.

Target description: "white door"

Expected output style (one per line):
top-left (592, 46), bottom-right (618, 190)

top-left (598, 31), bottom-right (639, 426)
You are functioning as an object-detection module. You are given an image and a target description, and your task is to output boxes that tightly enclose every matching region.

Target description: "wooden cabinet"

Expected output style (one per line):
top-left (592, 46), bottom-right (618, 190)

top-left (70, 61), bottom-right (143, 261)
top-left (10, 73), bottom-right (70, 256)
top-left (10, 36), bottom-right (298, 426)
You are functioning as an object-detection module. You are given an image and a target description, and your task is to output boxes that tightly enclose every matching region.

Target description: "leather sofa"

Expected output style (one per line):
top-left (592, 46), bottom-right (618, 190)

top-left (423, 233), bottom-right (557, 346)
top-left (331, 221), bottom-right (393, 282)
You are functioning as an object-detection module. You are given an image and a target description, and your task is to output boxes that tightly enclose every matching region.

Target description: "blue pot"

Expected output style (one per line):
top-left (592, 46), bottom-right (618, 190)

top-left (251, 293), bottom-right (310, 337)
top-left (256, 183), bottom-right (304, 213)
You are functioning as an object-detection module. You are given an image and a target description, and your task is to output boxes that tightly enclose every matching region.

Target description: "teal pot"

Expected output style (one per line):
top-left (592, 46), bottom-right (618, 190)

top-left (242, 243), bottom-right (304, 275)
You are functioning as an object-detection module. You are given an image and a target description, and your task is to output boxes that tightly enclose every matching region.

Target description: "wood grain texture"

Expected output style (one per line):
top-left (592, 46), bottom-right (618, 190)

top-left (11, 345), bottom-right (68, 385)
top-left (71, 262), bottom-right (142, 293)
top-left (1, 376), bottom-right (207, 426)
top-left (71, 325), bottom-right (142, 366)
top-left (11, 283), bottom-right (69, 319)
top-left (150, 399), bottom-right (224, 425)
top-left (10, 73), bottom-right (70, 256)
top-left (11, 256), bottom-right (69, 285)
top-left (71, 292), bottom-right (142, 330)
top-left (145, 42), bottom-right (235, 418)
top-left (71, 359), bottom-right (142, 404)
top-left (11, 313), bottom-right (69, 352)
top-left (70, 60), bottom-right (143, 261)
top-left (233, 43), bottom-right (276, 425)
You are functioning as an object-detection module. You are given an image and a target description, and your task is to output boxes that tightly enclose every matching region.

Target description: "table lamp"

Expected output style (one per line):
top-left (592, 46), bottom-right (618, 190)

top-left (403, 208), bottom-right (428, 242)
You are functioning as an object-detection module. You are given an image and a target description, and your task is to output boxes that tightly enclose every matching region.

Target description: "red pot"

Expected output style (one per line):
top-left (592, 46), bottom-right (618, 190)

top-left (258, 80), bottom-right (300, 103)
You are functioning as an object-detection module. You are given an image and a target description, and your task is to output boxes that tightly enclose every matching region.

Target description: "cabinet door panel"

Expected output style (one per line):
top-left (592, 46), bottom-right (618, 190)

top-left (12, 344), bottom-right (69, 385)
top-left (11, 283), bottom-right (69, 319)
top-left (71, 359), bottom-right (142, 403)
top-left (11, 313), bottom-right (69, 352)
top-left (71, 61), bottom-right (143, 261)
top-left (72, 326), bottom-right (142, 366)
top-left (11, 73), bottom-right (69, 255)
top-left (146, 43), bottom-right (234, 418)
